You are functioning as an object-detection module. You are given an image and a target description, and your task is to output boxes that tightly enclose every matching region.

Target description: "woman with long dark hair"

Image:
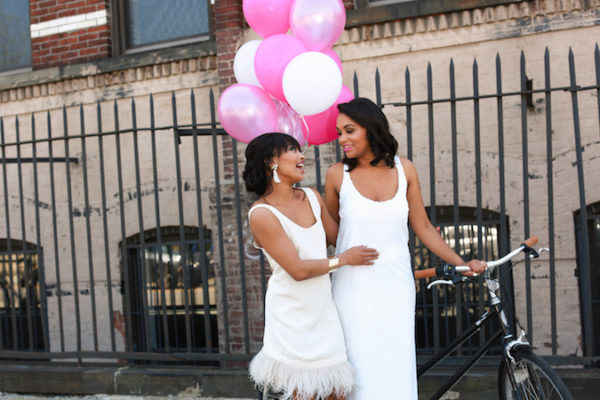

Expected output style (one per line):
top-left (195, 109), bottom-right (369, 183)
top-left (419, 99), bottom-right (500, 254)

top-left (244, 132), bottom-right (378, 400)
top-left (324, 98), bottom-right (486, 399)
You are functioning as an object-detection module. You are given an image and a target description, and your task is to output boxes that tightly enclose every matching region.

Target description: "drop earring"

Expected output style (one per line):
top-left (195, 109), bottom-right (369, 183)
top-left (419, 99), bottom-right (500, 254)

top-left (271, 164), bottom-right (281, 183)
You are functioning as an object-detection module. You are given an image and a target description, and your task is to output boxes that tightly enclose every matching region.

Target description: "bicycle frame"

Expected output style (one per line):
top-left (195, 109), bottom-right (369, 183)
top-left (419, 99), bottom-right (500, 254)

top-left (417, 290), bottom-right (510, 399)
top-left (417, 239), bottom-right (542, 400)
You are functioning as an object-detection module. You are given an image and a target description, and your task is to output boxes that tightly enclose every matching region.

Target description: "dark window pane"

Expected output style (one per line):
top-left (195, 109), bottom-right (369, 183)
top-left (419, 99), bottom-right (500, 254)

top-left (126, 227), bottom-right (218, 364)
top-left (125, 0), bottom-right (209, 49)
top-left (0, 0), bottom-right (32, 72)
top-left (0, 241), bottom-right (44, 351)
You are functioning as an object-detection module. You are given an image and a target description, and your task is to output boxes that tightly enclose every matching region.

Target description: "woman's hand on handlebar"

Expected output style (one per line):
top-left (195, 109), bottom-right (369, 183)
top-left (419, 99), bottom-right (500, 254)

top-left (463, 259), bottom-right (487, 276)
top-left (339, 245), bottom-right (379, 266)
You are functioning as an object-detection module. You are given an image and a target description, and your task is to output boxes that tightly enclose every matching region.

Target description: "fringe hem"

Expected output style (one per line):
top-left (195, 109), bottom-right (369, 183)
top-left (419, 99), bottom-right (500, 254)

top-left (249, 351), bottom-right (354, 400)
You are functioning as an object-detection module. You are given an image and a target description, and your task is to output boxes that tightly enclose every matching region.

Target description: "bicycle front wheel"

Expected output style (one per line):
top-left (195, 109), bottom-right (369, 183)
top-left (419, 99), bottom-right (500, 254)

top-left (499, 348), bottom-right (573, 400)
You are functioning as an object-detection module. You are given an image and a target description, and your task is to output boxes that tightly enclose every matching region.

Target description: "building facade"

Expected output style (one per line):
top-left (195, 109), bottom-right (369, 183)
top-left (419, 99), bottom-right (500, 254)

top-left (0, 0), bottom-right (599, 374)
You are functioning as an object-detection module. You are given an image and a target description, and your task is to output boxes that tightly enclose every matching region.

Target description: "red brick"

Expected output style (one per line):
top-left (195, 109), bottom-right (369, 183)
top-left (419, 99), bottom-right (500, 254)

top-left (36, 0), bottom-right (58, 9)
top-left (57, 9), bottom-right (78, 18)
top-left (40, 40), bottom-right (59, 49)
top-left (89, 39), bottom-right (109, 47)
top-left (79, 33), bottom-right (99, 41)
top-left (80, 47), bottom-right (99, 55)
top-left (59, 36), bottom-right (79, 45)
top-left (51, 46), bottom-right (69, 54)
top-left (49, 5), bottom-right (65, 14)
top-left (87, 25), bottom-right (108, 33)
top-left (70, 42), bottom-right (88, 50)
top-left (79, 5), bottom-right (97, 13)
top-left (59, 51), bottom-right (79, 60)
top-left (29, 8), bottom-right (49, 19)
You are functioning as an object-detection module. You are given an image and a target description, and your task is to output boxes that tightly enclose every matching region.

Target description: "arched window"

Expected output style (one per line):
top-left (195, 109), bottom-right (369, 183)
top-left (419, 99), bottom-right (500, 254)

top-left (413, 206), bottom-right (509, 356)
top-left (0, 239), bottom-right (45, 351)
top-left (122, 226), bottom-right (217, 363)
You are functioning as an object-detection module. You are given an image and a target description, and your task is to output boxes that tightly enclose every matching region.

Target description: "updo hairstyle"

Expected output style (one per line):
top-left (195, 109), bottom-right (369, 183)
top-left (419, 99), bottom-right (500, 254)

top-left (243, 132), bottom-right (301, 196)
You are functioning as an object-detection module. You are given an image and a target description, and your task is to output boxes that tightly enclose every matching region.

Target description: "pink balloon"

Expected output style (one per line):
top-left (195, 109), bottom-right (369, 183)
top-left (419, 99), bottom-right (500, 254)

top-left (218, 84), bottom-right (278, 143)
top-left (254, 34), bottom-right (307, 101)
top-left (243, 0), bottom-right (293, 38)
top-left (274, 99), bottom-right (306, 147)
top-left (304, 84), bottom-right (353, 145)
top-left (290, 0), bottom-right (346, 51)
top-left (322, 48), bottom-right (342, 74)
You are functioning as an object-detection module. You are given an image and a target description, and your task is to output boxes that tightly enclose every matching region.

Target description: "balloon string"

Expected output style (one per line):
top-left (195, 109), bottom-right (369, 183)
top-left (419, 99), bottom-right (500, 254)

top-left (300, 115), bottom-right (310, 154)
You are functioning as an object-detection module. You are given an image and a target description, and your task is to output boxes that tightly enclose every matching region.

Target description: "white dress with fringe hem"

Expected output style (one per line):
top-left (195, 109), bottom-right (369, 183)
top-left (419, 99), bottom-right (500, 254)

top-left (248, 188), bottom-right (353, 400)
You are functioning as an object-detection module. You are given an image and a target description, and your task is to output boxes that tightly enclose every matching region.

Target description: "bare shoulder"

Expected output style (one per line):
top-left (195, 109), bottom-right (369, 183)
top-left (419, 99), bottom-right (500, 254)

top-left (248, 203), bottom-right (276, 226)
top-left (306, 186), bottom-right (322, 198)
top-left (325, 162), bottom-right (344, 187)
top-left (327, 161), bottom-right (344, 176)
top-left (306, 187), bottom-right (326, 205)
top-left (399, 157), bottom-right (417, 179)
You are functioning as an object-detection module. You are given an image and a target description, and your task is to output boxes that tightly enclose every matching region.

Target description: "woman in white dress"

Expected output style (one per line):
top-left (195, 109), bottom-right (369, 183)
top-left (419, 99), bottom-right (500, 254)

top-left (243, 132), bottom-right (379, 400)
top-left (324, 98), bottom-right (487, 399)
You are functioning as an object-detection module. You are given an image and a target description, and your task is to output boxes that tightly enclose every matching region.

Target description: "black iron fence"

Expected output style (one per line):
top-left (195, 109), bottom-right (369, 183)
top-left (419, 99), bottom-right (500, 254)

top-left (0, 45), bottom-right (599, 367)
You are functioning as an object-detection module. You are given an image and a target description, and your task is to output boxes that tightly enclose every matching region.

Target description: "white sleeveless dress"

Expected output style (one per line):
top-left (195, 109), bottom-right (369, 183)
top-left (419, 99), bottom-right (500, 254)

top-left (332, 156), bottom-right (418, 399)
top-left (248, 188), bottom-right (353, 400)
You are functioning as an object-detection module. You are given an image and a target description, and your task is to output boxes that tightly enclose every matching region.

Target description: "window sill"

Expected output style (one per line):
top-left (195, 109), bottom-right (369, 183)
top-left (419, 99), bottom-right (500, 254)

top-left (0, 40), bottom-right (216, 92)
top-left (346, 0), bottom-right (524, 28)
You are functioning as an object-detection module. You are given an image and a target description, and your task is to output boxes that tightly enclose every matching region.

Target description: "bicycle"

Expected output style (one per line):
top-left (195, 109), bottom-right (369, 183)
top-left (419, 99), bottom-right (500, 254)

top-left (414, 236), bottom-right (573, 400)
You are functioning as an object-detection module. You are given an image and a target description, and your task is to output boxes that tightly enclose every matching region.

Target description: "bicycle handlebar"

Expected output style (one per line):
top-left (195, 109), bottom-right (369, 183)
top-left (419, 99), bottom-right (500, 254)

top-left (523, 236), bottom-right (539, 248)
top-left (413, 236), bottom-right (540, 281)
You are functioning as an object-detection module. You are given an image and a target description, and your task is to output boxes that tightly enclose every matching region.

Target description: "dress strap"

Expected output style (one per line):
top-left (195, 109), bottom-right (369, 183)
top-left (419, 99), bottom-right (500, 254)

top-left (301, 187), bottom-right (322, 223)
top-left (394, 155), bottom-right (408, 194)
top-left (247, 204), bottom-right (280, 250)
top-left (248, 203), bottom-right (278, 220)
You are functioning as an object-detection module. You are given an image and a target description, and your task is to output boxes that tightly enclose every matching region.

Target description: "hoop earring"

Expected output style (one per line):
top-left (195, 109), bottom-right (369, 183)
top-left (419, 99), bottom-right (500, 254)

top-left (271, 164), bottom-right (281, 183)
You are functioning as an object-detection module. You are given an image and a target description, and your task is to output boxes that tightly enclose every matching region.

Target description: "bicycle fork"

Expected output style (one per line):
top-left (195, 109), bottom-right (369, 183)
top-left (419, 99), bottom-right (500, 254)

top-left (490, 279), bottom-right (535, 400)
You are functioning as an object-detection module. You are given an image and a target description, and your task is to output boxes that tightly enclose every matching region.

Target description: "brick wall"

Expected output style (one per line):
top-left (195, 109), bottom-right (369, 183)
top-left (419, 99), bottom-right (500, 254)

top-left (29, 0), bottom-right (111, 69)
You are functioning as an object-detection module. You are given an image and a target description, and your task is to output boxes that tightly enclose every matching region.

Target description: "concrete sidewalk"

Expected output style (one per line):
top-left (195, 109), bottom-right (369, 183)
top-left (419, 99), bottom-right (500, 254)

top-left (2, 363), bottom-right (599, 399)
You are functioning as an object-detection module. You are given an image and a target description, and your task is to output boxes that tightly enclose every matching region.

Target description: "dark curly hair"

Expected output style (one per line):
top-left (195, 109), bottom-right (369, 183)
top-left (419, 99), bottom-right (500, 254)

top-left (243, 132), bottom-right (301, 196)
top-left (337, 98), bottom-right (398, 172)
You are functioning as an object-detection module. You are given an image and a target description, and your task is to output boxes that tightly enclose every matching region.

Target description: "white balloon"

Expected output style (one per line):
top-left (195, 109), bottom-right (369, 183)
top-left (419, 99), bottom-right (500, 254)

top-left (233, 40), bottom-right (262, 87)
top-left (282, 51), bottom-right (342, 116)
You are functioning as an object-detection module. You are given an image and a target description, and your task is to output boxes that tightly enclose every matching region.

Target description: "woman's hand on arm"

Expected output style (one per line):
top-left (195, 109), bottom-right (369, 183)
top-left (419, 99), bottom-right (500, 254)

top-left (403, 158), bottom-right (487, 274)
top-left (250, 207), bottom-right (378, 281)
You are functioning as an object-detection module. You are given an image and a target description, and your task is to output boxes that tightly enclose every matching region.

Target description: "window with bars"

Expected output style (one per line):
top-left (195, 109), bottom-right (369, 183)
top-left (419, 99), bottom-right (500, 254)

top-left (111, 0), bottom-right (211, 55)
top-left (0, 240), bottom-right (45, 351)
top-left (124, 226), bottom-right (218, 363)
top-left (575, 202), bottom-right (600, 363)
top-left (412, 206), bottom-right (511, 356)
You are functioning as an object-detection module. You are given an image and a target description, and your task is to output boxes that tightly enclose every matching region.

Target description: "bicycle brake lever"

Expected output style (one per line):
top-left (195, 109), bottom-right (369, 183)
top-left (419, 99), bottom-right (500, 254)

top-left (522, 244), bottom-right (540, 259)
top-left (427, 280), bottom-right (453, 289)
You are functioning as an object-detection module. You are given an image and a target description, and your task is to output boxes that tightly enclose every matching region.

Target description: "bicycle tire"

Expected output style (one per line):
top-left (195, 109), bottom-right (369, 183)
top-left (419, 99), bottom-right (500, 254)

top-left (498, 347), bottom-right (573, 400)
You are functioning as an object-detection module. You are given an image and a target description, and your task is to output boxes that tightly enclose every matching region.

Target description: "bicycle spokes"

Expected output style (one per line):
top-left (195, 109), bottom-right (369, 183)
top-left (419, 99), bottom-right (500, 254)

top-left (508, 359), bottom-right (565, 399)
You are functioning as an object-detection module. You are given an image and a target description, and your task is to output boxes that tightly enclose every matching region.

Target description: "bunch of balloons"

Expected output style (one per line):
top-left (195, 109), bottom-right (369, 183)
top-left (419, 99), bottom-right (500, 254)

top-left (217, 0), bottom-right (354, 145)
